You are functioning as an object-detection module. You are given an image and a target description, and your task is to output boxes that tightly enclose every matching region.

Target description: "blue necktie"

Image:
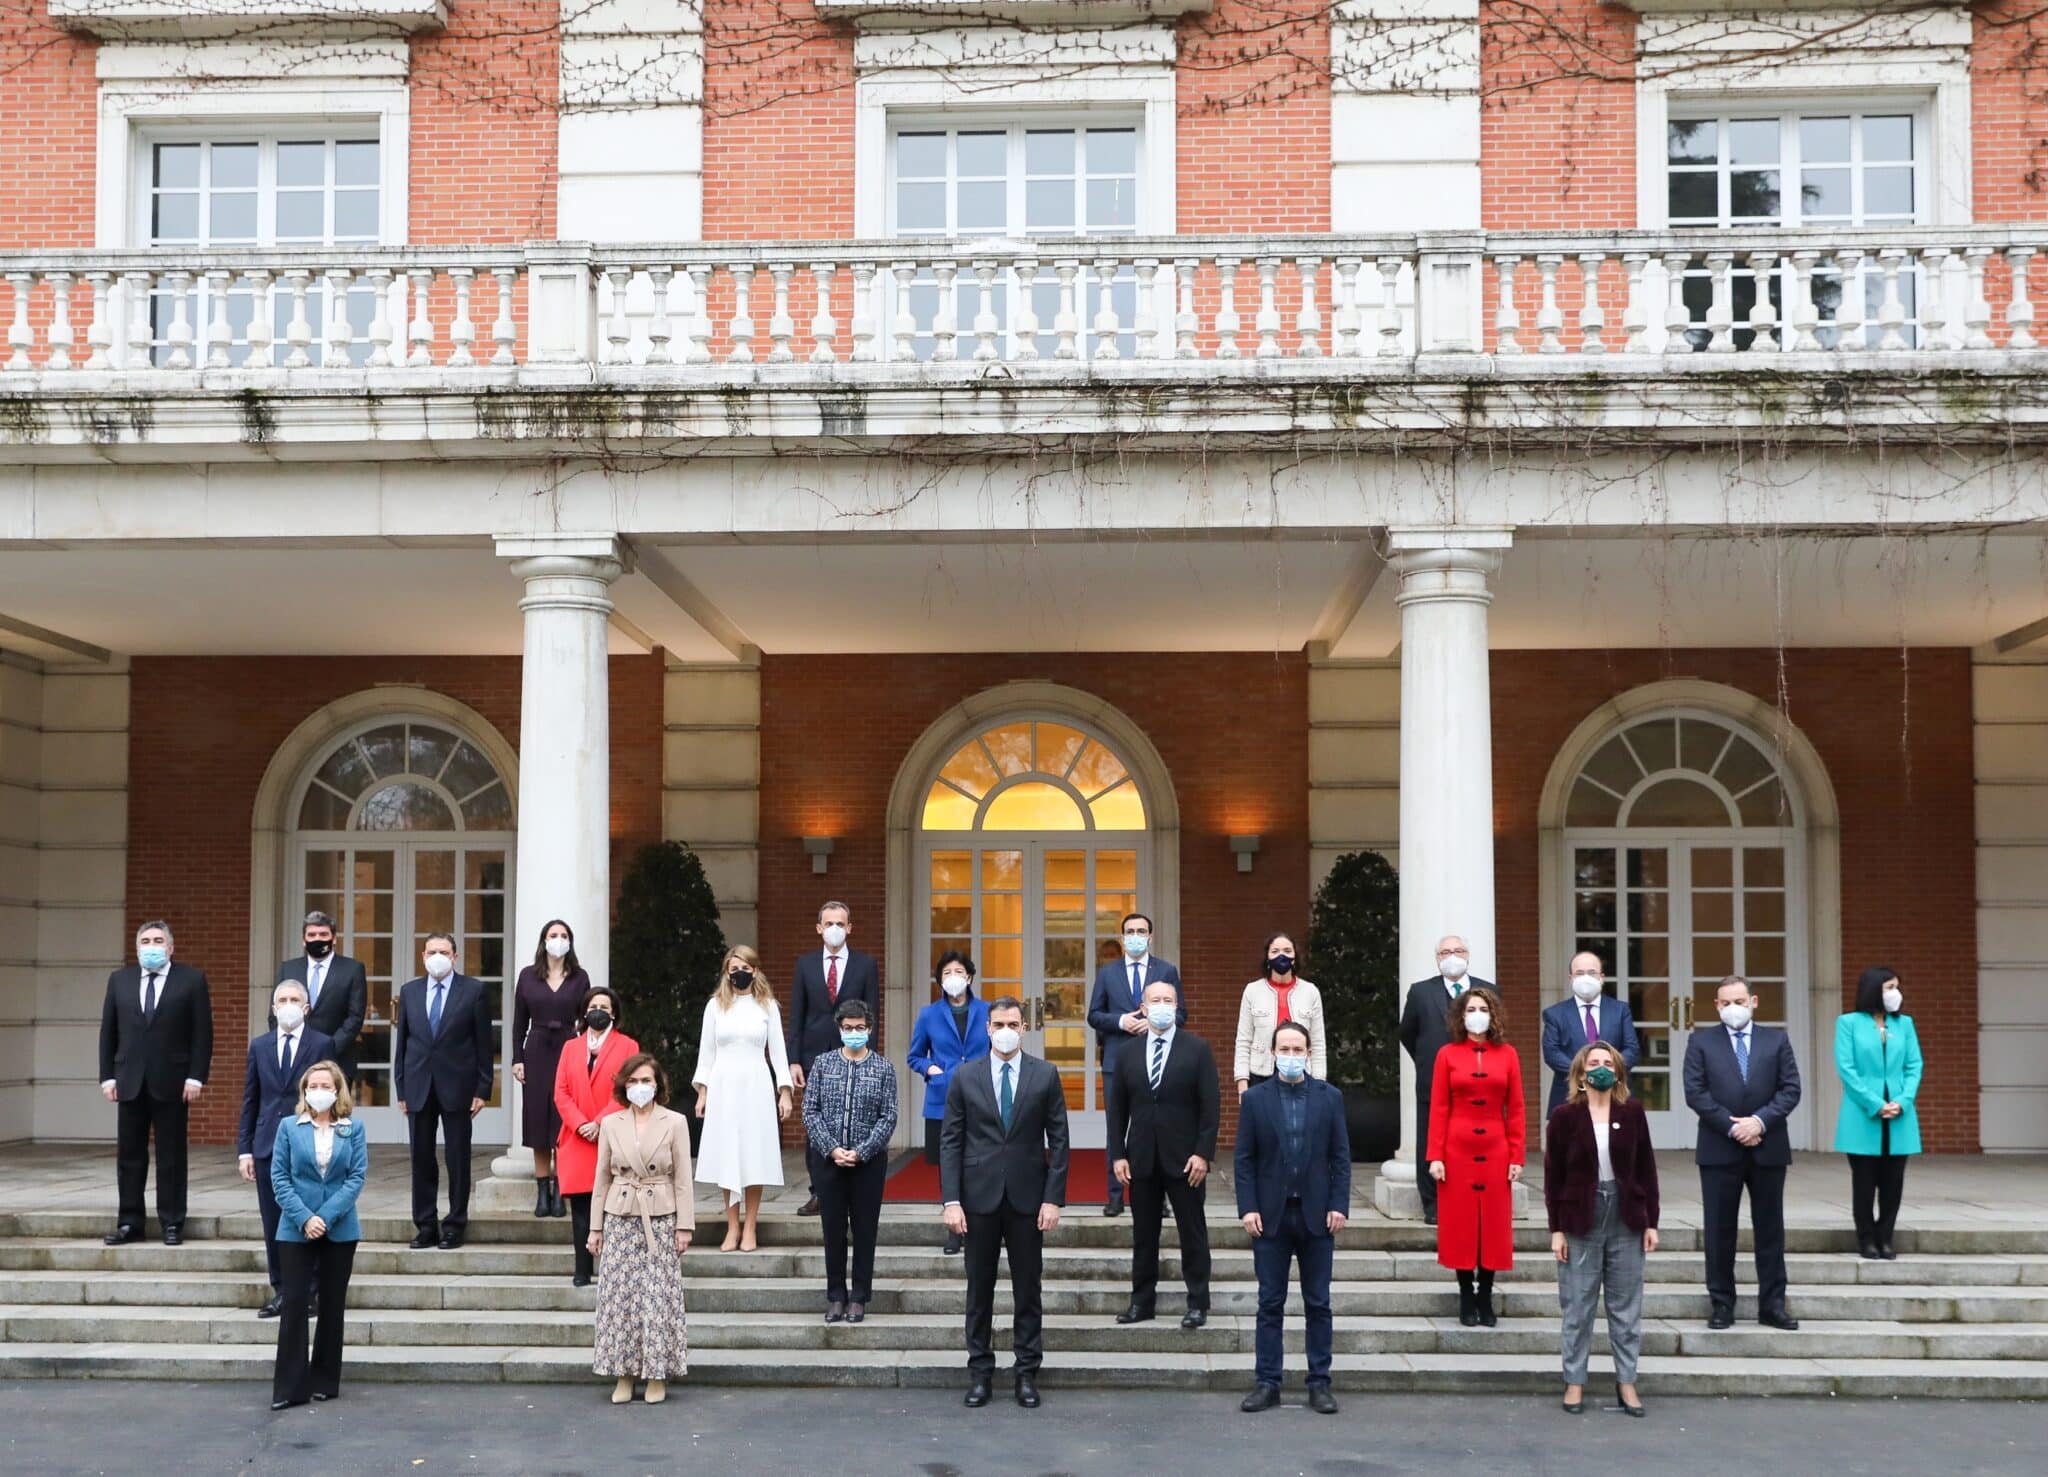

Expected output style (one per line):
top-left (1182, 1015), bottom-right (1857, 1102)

top-left (1000, 1062), bottom-right (1014, 1132)
top-left (1734, 1029), bottom-right (1750, 1082)
top-left (1149, 1035), bottom-right (1166, 1091)
top-left (1130, 962), bottom-right (1142, 1003)
top-left (429, 981), bottom-right (445, 1036)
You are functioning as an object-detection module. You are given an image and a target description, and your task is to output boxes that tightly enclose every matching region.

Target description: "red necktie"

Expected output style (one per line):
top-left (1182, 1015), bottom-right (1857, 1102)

top-left (827, 954), bottom-right (840, 1003)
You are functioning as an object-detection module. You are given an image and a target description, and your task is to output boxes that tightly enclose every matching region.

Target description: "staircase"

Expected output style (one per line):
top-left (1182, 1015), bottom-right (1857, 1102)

top-left (4, 1208), bottom-right (2047, 1396)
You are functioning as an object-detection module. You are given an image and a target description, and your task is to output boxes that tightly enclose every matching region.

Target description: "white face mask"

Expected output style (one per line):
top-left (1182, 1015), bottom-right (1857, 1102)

top-left (1439, 956), bottom-right (1469, 981)
top-left (544, 936), bottom-right (571, 959)
top-left (1571, 973), bottom-right (1603, 1002)
top-left (424, 953), bottom-right (454, 980)
top-left (941, 973), bottom-right (970, 999)
top-left (989, 1026), bottom-right (1022, 1056)
top-left (1882, 987), bottom-right (1903, 1014)
top-left (1122, 933), bottom-right (1150, 958)
top-left (626, 1081), bottom-right (657, 1108)
top-left (304, 1088), bottom-right (337, 1115)
top-left (275, 1002), bottom-right (306, 1032)
top-left (822, 923), bottom-right (848, 950)
top-left (1146, 1002), bottom-right (1177, 1031)
top-left (1464, 1010), bottom-right (1491, 1036)
top-left (1719, 1002), bottom-right (1753, 1030)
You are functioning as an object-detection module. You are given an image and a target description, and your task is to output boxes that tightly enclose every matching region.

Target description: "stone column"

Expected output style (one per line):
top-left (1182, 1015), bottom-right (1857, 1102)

top-left (1375, 527), bottom-right (1512, 1219)
top-left (480, 535), bottom-right (628, 1208)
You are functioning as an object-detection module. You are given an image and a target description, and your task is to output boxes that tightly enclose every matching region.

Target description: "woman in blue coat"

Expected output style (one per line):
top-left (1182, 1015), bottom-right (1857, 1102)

top-left (1833, 966), bottom-right (1923, 1260)
top-left (269, 1059), bottom-right (368, 1409)
top-left (907, 949), bottom-right (989, 1255)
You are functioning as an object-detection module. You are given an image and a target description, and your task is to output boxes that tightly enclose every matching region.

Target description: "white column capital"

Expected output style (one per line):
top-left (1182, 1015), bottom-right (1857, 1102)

top-left (496, 534), bottom-right (630, 613)
top-left (1384, 527), bottom-right (1513, 603)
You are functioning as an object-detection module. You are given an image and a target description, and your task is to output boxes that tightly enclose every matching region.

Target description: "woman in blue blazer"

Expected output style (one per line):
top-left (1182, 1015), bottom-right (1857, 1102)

top-left (907, 950), bottom-right (990, 1255)
top-left (1833, 966), bottom-right (1923, 1260)
top-left (268, 1059), bottom-right (368, 1410)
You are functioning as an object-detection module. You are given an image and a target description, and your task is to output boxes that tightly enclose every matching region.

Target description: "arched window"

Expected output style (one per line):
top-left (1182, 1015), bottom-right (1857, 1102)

top-left (1562, 712), bottom-right (1803, 1142)
top-left (297, 720), bottom-right (513, 832)
top-left (922, 720), bottom-right (1146, 832)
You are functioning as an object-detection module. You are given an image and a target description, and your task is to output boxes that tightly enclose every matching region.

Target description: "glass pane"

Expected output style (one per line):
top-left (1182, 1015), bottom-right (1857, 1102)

top-left (1800, 168), bottom-right (1851, 220)
top-left (981, 724), bottom-right (1033, 777)
top-left (1680, 720), bottom-right (1730, 776)
top-left (1095, 894), bottom-right (1134, 940)
top-left (1567, 777), bottom-right (1622, 827)
top-left (981, 850), bottom-right (1023, 890)
top-left (957, 180), bottom-right (1004, 233)
top-left (1730, 170), bottom-right (1780, 220)
top-left (930, 895), bottom-right (971, 935)
top-left (461, 781), bottom-right (513, 830)
top-left (1088, 128), bottom-right (1136, 174)
top-left (895, 132), bottom-right (945, 178)
top-left (466, 851), bottom-right (507, 890)
top-left (956, 131), bottom-right (1005, 177)
top-left (210, 192), bottom-right (257, 241)
top-left (1067, 741), bottom-right (1129, 797)
top-left (465, 889), bottom-right (507, 935)
top-left (406, 725), bottom-right (457, 780)
top-left (1626, 849), bottom-right (1668, 888)
top-left (1086, 177), bottom-right (1136, 230)
top-left (1744, 847), bottom-right (1785, 886)
top-left (152, 192), bottom-right (200, 242)
top-left (1864, 115), bottom-right (1913, 162)
top-left (358, 724), bottom-right (407, 779)
top-left (983, 894), bottom-right (1023, 934)
top-left (354, 782), bottom-right (456, 831)
top-left (440, 741), bottom-right (499, 798)
top-left (1745, 890), bottom-right (1786, 931)
top-left (896, 181), bottom-right (945, 232)
top-left (1035, 723), bottom-right (1086, 777)
top-left (1799, 116), bottom-right (1851, 163)
top-left (1747, 936), bottom-right (1786, 977)
top-left (1712, 734), bottom-right (1775, 794)
top-left (415, 894), bottom-right (455, 934)
top-left (984, 781), bottom-right (1085, 830)
top-left (1736, 777), bottom-right (1790, 826)
top-left (1626, 936), bottom-right (1669, 977)
top-left (1695, 937), bottom-right (1735, 977)
top-left (1666, 173), bottom-right (1717, 223)
top-left (335, 139), bottom-right (378, 187)
top-left (298, 784), bottom-right (352, 830)
top-left (317, 739), bottom-right (376, 798)
top-left (211, 142), bottom-right (258, 188)
top-left (1088, 781), bottom-right (1146, 830)
top-left (1025, 179), bottom-right (1074, 232)
top-left (1025, 130), bottom-right (1075, 175)
top-left (352, 850), bottom-right (395, 890)
top-left (1575, 848), bottom-right (1616, 888)
top-left (929, 937), bottom-right (969, 974)
top-left (930, 851), bottom-right (971, 890)
top-left (940, 741), bottom-right (1001, 799)
top-left (1864, 166), bottom-right (1914, 218)
top-left (1625, 892), bottom-right (1668, 931)
top-left (1627, 778), bottom-right (1729, 827)
top-left (923, 783), bottom-right (977, 830)
top-left (276, 141), bottom-right (325, 188)
top-left (1096, 851), bottom-right (1137, 890)
top-left (333, 190), bottom-right (378, 240)
top-left (1581, 735), bottom-right (1643, 795)
top-left (1575, 891), bottom-right (1617, 932)
top-left (1667, 120), bottom-right (1716, 165)
top-left (981, 938), bottom-right (1022, 982)
top-left (1043, 938), bottom-right (1086, 977)
top-left (352, 891), bottom-right (394, 933)
top-left (1693, 891), bottom-right (1734, 931)
top-left (416, 850), bottom-right (455, 888)
top-left (303, 850), bottom-right (344, 890)
top-left (304, 890), bottom-right (344, 923)
top-left (1728, 118), bottom-right (1780, 165)
top-left (1042, 980), bottom-right (1085, 1023)
top-left (1624, 719), bottom-right (1677, 776)
top-left (155, 142), bottom-right (201, 188)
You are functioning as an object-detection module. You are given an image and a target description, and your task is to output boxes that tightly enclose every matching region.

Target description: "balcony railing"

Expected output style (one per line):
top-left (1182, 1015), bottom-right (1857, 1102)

top-left (3, 227), bottom-right (2043, 382)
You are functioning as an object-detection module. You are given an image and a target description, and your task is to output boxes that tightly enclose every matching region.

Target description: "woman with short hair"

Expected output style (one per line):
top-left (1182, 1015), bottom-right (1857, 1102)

top-left (554, 986), bottom-right (638, 1286)
top-left (590, 1053), bottom-right (695, 1404)
top-left (268, 1060), bottom-right (367, 1411)
top-left (906, 949), bottom-right (990, 1255)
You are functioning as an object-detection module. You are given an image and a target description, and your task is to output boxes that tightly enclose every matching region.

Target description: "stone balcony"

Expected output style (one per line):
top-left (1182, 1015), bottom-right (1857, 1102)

top-left (4, 226), bottom-right (2048, 463)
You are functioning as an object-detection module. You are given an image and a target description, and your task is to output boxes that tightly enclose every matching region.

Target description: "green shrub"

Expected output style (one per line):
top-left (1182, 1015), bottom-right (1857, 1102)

top-left (1307, 850), bottom-right (1401, 1095)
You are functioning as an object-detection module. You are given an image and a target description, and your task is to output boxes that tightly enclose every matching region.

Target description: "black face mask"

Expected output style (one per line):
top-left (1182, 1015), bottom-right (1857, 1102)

top-left (1267, 954), bottom-right (1295, 977)
top-left (584, 1009), bottom-right (613, 1033)
top-left (305, 939), bottom-right (334, 960)
top-left (730, 969), bottom-right (755, 990)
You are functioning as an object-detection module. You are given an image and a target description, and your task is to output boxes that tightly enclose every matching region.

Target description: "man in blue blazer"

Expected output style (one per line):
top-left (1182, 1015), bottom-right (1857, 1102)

top-left (1683, 974), bottom-right (1802, 1331)
top-left (392, 933), bottom-right (496, 1250)
top-left (1086, 911), bottom-right (1183, 1216)
top-left (1541, 952), bottom-right (1642, 1115)
top-left (1234, 1022), bottom-right (1351, 1414)
top-left (237, 978), bottom-right (335, 1318)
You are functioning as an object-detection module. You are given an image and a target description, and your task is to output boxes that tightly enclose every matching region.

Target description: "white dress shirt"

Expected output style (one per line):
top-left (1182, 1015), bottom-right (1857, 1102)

top-left (1144, 1023), bottom-right (1177, 1080)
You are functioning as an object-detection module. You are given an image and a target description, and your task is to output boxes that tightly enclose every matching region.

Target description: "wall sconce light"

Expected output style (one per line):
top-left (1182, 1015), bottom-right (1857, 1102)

top-left (1229, 834), bottom-right (1262, 874)
top-left (803, 836), bottom-right (836, 875)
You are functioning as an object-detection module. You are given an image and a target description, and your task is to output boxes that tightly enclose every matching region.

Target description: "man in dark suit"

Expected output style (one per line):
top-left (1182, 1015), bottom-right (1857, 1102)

top-left (1235, 1021), bottom-right (1351, 1414)
top-left (1085, 910), bottom-right (1182, 1216)
top-left (1684, 974), bottom-right (1802, 1331)
top-left (274, 909), bottom-right (367, 1083)
top-left (99, 919), bottom-right (213, 1246)
top-left (941, 994), bottom-right (1069, 1410)
top-left (237, 978), bottom-right (336, 1316)
top-left (1107, 979), bottom-right (1218, 1328)
top-left (787, 900), bottom-right (880, 1215)
top-left (1398, 934), bottom-right (1487, 1225)
top-left (1540, 951), bottom-right (1643, 1114)
top-left (392, 932), bottom-right (495, 1250)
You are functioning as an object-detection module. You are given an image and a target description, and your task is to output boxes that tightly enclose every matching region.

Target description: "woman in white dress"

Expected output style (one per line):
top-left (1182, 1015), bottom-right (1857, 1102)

top-left (692, 945), bottom-right (793, 1252)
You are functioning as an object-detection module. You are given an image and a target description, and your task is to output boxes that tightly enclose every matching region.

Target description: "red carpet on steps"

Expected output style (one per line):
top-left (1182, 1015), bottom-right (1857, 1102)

top-left (883, 1149), bottom-right (1109, 1205)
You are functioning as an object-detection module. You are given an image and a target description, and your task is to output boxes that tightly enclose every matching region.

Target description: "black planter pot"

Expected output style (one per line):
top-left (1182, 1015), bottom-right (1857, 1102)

top-left (1340, 1088), bottom-right (1400, 1164)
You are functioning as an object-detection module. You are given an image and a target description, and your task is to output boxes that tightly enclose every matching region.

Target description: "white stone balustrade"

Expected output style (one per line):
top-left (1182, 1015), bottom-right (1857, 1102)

top-left (2, 227), bottom-right (2044, 380)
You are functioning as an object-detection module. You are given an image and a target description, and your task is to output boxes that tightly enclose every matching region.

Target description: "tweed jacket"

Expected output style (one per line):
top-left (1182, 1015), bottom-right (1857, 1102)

top-left (801, 1048), bottom-right (899, 1164)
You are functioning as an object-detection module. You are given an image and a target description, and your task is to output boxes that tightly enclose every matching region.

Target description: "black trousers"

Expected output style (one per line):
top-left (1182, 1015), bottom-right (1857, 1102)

top-left (408, 1093), bottom-right (473, 1233)
top-left (1414, 1091), bottom-right (1438, 1217)
top-left (272, 1238), bottom-right (356, 1404)
top-left (116, 1092), bottom-right (189, 1228)
top-left (812, 1149), bottom-right (888, 1303)
top-left (254, 1156), bottom-right (283, 1289)
top-left (1700, 1159), bottom-right (1788, 1314)
top-left (568, 1193), bottom-right (594, 1282)
top-left (1128, 1162), bottom-right (1210, 1311)
top-left (924, 1118), bottom-right (943, 1165)
top-left (1847, 1154), bottom-right (1908, 1245)
top-left (965, 1202), bottom-right (1044, 1377)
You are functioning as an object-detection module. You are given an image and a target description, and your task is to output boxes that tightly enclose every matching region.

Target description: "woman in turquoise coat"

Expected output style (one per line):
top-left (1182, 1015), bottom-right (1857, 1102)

top-left (269, 1059), bottom-right (368, 1409)
top-left (1833, 966), bottom-right (1922, 1260)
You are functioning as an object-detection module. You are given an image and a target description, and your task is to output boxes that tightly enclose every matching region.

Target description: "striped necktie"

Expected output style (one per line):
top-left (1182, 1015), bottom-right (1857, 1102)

top-left (1149, 1034), bottom-right (1166, 1091)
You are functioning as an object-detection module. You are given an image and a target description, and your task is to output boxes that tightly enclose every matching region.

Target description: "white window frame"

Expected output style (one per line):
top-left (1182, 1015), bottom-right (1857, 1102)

top-left (1660, 101), bottom-right (1932, 230)
top-left (884, 111), bottom-right (1152, 239)
top-left (136, 128), bottom-right (387, 251)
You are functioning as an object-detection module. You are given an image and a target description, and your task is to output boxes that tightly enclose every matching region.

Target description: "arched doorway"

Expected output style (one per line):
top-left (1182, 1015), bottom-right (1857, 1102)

top-left (1556, 707), bottom-right (1814, 1148)
top-left (286, 715), bottom-right (515, 1143)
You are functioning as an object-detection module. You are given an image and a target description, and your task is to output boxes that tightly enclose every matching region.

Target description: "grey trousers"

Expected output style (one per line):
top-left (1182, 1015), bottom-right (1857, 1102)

top-left (1556, 1183), bottom-right (1646, 1386)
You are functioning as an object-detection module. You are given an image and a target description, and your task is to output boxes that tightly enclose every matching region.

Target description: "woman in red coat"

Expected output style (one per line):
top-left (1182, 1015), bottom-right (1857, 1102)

top-left (1427, 985), bottom-right (1526, 1327)
top-left (553, 987), bottom-right (638, 1287)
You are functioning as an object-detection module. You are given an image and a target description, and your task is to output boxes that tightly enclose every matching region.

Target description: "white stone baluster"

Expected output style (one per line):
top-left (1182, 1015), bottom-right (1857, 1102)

top-left (728, 263), bottom-right (756, 364)
top-left (1876, 248), bottom-right (1908, 351)
top-left (1833, 248), bottom-right (1866, 350)
top-left (1534, 254), bottom-right (1563, 354)
top-left (1661, 251), bottom-right (1691, 355)
top-left (1215, 257), bottom-right (1241, 359)
top-left (1133, 258), bottom-right (1160, 360)
top-left (405, 267), bottom-right (433, 366)
top-left (84, 270), bottom-right (114, 370)
top-left (971, 260), bottom-right (999, 363)
top-left (1013, 259), bottom-right (1041, 361)
top-left (767, 262), bottom-right (795, 363)
top-left (1918, 246), bottom-right (1951, 349)
top-left (1744, 252), bottom-right (1777, 351)
top-left (1376, 256), bottom-right (1405, 356)
top-left (1963, 246), bottom-right (1993, 350)
top-left (1493, 256), bottom-right (1521, 354)
top-left (363, 268), bottom-right (396, 368)
top-left (647, 265), bottom-right (675, 366)
top-left (319, 269), bottom-right (352, 367)
top-left (490, 268), bottom-right (518, 365)
top-left (684, 264), bottom-right (714, 364)
top-left (1253, 256), bottom-right (1281, 359)
top-left (446, 267), bottom-right (475, 367)
top-left (1091, 257), bottom-right (1122, 360)
top-left (810, 261), bottom-right (838, 364)
top-left (930, 261), bottom-right (959, 363)
top-left (122, 269), bottom-right (154, 370)
top-left (1787, 250), bottom-right (1821, 351)
top-left (1295, 256), bottom-right (1322, 358)
top-left (849, 261), bottom-right (877, 363)
top-left (160, 270), bottom-right (194, 369)
top-left (1703, 251), bottom-right (1735, 353)
top-left (1053, 260), bottom-right (1081, 360)
top-left (1620, 253), bottom-right (1649, 352)
top-left (890, 262), bottom-right (918, 362)
top-left (201, 268), bottom-right (232, 368)
top-left (2007, 246), bottom-right (2037, 350)
top-left (45, 270), bottom-right (75, 370)
top-left (1334, 256), bottom-right (1363, 357)
top-left (1576, 253), bottom-right (1604, 355)
top-left (602, 266), bottom-right (633, 365)
top-left (3, 272), bottom-right (31, 370)
top-left (1173, 258), bottom-right (1198, 359)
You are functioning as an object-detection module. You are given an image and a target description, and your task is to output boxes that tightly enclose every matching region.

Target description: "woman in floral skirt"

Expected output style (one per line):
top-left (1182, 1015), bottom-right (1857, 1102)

top-left (588, 1052), bottom-right (695, 1404)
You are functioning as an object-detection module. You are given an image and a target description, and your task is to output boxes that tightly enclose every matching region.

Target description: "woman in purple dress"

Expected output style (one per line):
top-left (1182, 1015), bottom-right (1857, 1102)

top-left (512, 918), bottom-right (590, 1217)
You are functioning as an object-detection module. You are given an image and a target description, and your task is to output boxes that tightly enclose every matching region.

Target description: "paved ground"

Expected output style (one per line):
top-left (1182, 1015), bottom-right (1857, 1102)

top-left (0, 1382), bottom-right (2039, 1475)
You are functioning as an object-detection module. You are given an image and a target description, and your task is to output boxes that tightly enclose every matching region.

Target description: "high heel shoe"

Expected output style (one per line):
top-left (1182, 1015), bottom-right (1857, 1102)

top-left (1562, 1396), bottom-right (1585, 1414)
top-left (547, 1177), bottom-right (568, 1218)
top-left (611, 1377), bottom-right (635, 1405)
top-left (1615, 1385), bottom-right (1646, 1417)
top-left (534, 1178), bottom-right (552, 1218)
top-left (644, 1380), bottom-right (666, 1405)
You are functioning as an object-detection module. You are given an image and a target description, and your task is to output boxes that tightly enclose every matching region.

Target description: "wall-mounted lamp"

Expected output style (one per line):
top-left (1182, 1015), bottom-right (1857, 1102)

top-left (803, 836), bottom-right (836, 875)
top-left (1229, 834), bottom-right (1262, 874)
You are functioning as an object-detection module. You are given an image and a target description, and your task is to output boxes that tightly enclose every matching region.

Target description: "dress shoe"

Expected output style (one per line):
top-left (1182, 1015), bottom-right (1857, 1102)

top-left (1857, 1236), bottom-right (1880, 1260)
top-left (257, 1295), bottom-right (285, 1320)
top-left (1759, 1308), bottom-right (1800, 1331)
top-left (438, 1231), bottom-right (464, 1251)
top-left (1615, 1386), bottom-right (1646, 1417)
top-left (573, 1273), bottom-right (592, 1289)
top-left (1424, 1210), bottom-right (1438, 1227)
top-left (270, 1398), bottom-right (304, 1411)
top-left (1307, 1385), bottom-right (1339, 1415)
top-left (161, 1226), bottom-right (183, 1246)
top-left (1562, 1397), bottom-right (1584, 1414)
top-left (1014, 1374), bottom-right (1041, 1408)
top-left (943, 1232), bottom-right (963, 1256)
top-left (103, 1225), bottom-right (143, 1247)
top-left (846, 1302), bottom-right (865, 1324)
top-left (825, 1301), bottom-right (846, 1323)
top-left (1181, 1308), bottom-right (1208, 1330)
top-left (1115, 1303), bottom-right (1155, 1325)
top-left (1240, 1384), bottom-right (1280, 1412)
top-left (964, 1379), bottom-right (992, 1408)
top-left (311, 1392), bottom-right (337, 1403)
top-left (798, 1196), bottom-right (821, 1216)
top-left (1878, 1242), bottom-right (1897, 1261)
top-left (1707, 1306), bottom-right (1734, 1330)
top-left (1103, 1197), bottom-right (1124, 1218)
top-left (409, 1231), bottom-right (439, 1250)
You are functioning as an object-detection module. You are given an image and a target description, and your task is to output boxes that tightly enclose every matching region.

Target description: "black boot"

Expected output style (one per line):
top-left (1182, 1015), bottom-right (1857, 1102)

top-left (534, 1176), bottom-right (551, 1218)
top-left (548, 1177), bottom-right (568, 1218)
top-left (1456, 1271), bottom-right (1478, 1327)
top-left (1477, 1270), bottom-right (1498, 1327)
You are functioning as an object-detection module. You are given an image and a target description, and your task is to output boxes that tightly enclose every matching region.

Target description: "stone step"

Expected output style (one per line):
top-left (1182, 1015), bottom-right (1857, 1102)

top-left (10, 1301), bottom-right (2048, 1362)
top-left (10, 1269), bottom-right (2046, 1323)
top-left (1, 1340), bottom-right (2044, 1397)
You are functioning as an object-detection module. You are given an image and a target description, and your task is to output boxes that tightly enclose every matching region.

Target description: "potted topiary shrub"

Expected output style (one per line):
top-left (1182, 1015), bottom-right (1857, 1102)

top-left (1307, 850), bottom-right (1402, 1162)
top-left (610, 840), bottom-right (728, 1153)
